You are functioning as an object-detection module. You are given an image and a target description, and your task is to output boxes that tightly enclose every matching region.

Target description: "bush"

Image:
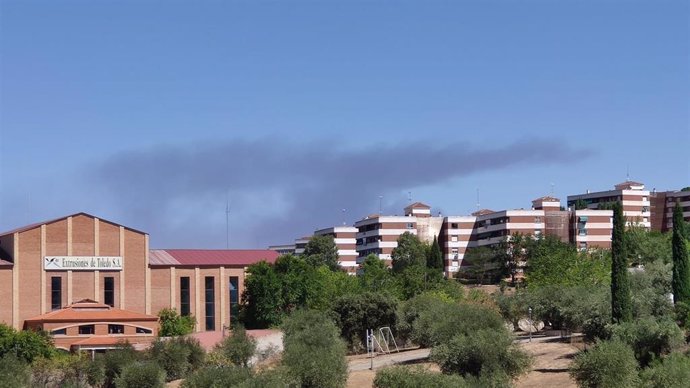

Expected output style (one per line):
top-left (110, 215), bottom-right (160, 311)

top-left (413, 303), bottom-right (505, 347)
top-left (0, 353), bottom-right (30, 388)
top-left (282, 309), bottom-right (348, 388)
top-left (149, 336), bottom-right (204, 381)
top-left (430, 329), bottom-right (530, 379)
top-left (629, 260), bottom-right (674, 319)
top-left (396, 292), bottom-right (453, 346)
top-left (214, 326), bottom-right (257, 367)
top-left (114, 361), bottom-right (166, 388)
top-left (609, 318), bottom-right (684, 367)
top-left (234, 367), bottom-right (298, 388)
top-left (158, 308), bottom-right (195, 337)
top-left (639, 352), bottom-right (690, 388)
top-left (181, 366), bottom-right (252, 388)
top-left (524, 285), bottom-right (610, 332)
top-left (332, 292), bottom-right (398, 352)
top-left (569, 340), bottom-right (639, 388)
top-left (374, 366), bottom-right (470, 388)
top-left (0, 323), bottom-right (56, 363)
top-left (102, 343), bottom-right (139, 388)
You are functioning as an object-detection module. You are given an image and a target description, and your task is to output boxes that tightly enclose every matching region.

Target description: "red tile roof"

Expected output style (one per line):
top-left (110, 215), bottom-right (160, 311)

top-left (472, 209), bottom-right (495, 216)
top-left (405, 202), bottom-right (431, 209)
top-left (150, 249), bottom-right (279, 267)
top-left (24, 299), bottom-right (157, 323)
top-left (532, 196), bottom-right (560, 202)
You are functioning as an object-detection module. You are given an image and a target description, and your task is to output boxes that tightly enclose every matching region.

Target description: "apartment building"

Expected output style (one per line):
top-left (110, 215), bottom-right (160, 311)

top-left (439, 216), bottom-right (476, 274)
top-left (313, 226), bottom-right (359, 273)
top-left (567, 181), bottom-right (651, 229)
top-left (650, 189), bottom-right (690, 232)
top-left (571, 209), bottom-right (614, 251)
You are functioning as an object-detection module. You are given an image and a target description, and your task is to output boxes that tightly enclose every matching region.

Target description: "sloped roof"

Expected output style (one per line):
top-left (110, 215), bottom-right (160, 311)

top-left (614, 181), bottom-right (645, 190)
top-left (150, 249), bottom-right (279, 267)
top-left (405, 202), bottom-right (431, 210)
top-left (471, 209), bottom-right (495, 216)
top-left (24, 299), bottom-right (157, 323)
top-left (0, 212), bottom-right (147, 238)
top-left (532, 196), bottom-right (560, 203)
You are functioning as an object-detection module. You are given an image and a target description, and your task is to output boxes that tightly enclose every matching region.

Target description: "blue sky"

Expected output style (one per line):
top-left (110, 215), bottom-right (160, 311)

top-left (1, 0), bottom-right (688, 248)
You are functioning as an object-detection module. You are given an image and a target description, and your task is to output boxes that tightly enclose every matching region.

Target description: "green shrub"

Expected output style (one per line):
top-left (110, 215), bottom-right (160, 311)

top-left (0, 323), bottom-right (56, 363)
top-left (181, 366), bottom-right (252, 388)
top-left (430, 329), bottom-right (530, 379)
top-left (396, 292), bottom-right (453, 346)
top-left (234, 367), bottom-right (298, 388)
top-left (523, 285), bottom-right (610, 332)
top-left (569, 340), bottom-right (639, 388)
top-left (282, 309), bottom-right (348, 388)
top-left (0, 353), bottom-right (30, 388)
top-left (149, 337), bottom-right (195, 381)
top-left (215, 326), bottom-right (257, 367)
top-left (114, 361), bottom-right (165, 388)
top-left (639, 352), bottom-right (690, 388)
top-left (610, 318), bottom-right (684, 367)
top-left (157, 308), bottom-right (195, 337)
top-left (374, 366), bottom-right (470, 388)
top-left (332, 292), bottom-right (398, 352)
top-left (102, 343), bottom-right (139, 388)
top-left (413, 303), bottom-right (505, 347)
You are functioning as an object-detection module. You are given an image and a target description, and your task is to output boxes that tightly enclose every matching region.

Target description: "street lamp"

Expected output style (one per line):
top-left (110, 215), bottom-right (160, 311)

top-left (528, 307), bottom-right (533, 342)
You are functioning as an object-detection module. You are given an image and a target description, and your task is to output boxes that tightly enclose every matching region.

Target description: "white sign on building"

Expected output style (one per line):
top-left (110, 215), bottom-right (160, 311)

top-left (44, 256), bottom-right (123, 271)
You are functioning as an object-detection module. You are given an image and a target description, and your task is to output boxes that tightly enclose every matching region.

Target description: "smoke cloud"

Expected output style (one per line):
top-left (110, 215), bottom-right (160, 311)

top-left (88, 137), bottom-right (592, 248)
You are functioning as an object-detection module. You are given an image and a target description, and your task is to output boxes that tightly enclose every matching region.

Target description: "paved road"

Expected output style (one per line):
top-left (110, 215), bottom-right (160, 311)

top-left (348, 348), bottom-right (431, 372)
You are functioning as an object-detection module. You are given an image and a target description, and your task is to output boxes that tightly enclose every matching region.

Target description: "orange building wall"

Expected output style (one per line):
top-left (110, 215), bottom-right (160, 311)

top-left (124, 229), bottom-right (147, 313)
top-left (0, 269), bottom-right (13, 325)
top-left (18, 227), bottom-right (42, 325)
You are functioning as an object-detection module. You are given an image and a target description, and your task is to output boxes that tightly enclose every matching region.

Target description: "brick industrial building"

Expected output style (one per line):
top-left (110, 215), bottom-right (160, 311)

top-left (0, 213), bottom-right (277, 352)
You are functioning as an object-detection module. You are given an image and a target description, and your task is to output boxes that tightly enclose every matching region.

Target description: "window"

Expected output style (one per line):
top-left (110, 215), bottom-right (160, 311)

top-left (108, 324), bottom-right (124, 334)
top-left (406, 223), bottom-right (414, 229)
top-left (451, 236), bottom-right (458, 242)
top-left (451, 248), bottom-right (458, 254)
top-left (180, 277), bottom-right (190, 316)
top-left (136, 327), bottom-right (152, 334)
top-left (205, 277), bottom-right (215, 331)
top-left (79, 325), bottom-right (95, 335)
top-left (104, 277), bottom-right (114, 307)
top-left (451, 223), bottom-right (458, 228)
top-left (229, 277), bottom-right (239, 323)
top-left (535, 217), bottom-right (542, 223)
top-left (579, 242), bottom-right (587, 251)
top-left (51, 328), bottom-right (66, 335)
top-left (579, 229), bottom-right (587, 236)
top-left (51, 277), bottom-right (62, 310)
top-left (534, 230), bottom-right (542, 236)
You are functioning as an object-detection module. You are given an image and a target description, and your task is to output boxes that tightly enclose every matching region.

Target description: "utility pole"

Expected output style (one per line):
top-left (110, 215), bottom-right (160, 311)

top-left (378, 195), bottom-right (383, 214)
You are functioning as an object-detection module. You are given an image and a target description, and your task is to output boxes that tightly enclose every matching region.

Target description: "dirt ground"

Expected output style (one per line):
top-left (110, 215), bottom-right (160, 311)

top-left (346, 337), bottom-right (581, 388)
top-left (514, 338), bottom-right (580, 388)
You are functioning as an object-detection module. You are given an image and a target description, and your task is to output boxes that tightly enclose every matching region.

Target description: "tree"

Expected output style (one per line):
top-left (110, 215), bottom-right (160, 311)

top-left (303, 235), bottom-right (340, 271)
top-left (426, 236), bottom-right (444, 273)
top-left (114, 361), bottom-right (166, 388)
top-left (359, 254), bottom-right (395, 293)
top-left (611, 201), bottom-right (632, 323)
top-left (671, 202), bottom-right (690, 305)
top-left (240, 261), bottom-right (283, 328)
top-left (0, 323), bottom-right (55, 363)
top-left (157, 308), bottom-right (195, 337)
top-left (526, 237), bottom-right (610, 289)
top-left (461, 247), bottom-right (505, 285)
top-left (331, 292), bottom-right (398, 351)
top-left (500, 232), bottom-right (531, 285)
top-left (574, 199), bottom-right (589, 210)
top-left (281, 310), bottom-right (348, 388)
top-left (215, 325), bottom-right (257, 367)
top-left (430, 329), bottom-right (531, 381)
top-left (391, 232), bottom-right (426, 273)
top-left (569, 340), bottom-right (639, 388)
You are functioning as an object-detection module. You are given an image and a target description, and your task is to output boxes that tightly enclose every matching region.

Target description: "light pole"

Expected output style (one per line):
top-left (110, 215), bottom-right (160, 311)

top-left (528, 307), bottom-right (533, 342)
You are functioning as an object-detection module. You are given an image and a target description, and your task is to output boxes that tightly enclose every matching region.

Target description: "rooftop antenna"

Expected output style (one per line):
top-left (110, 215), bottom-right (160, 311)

top-left (408, 191), bottom-right (412, 203)
top-left (626, 164), bottom-right (630, 182)
top-left (342, 208), bottom-right (347, 226)
top-left (225, 193), bottom-right (230, 249)
top-left (550, 182), bottom-right (555, 196)
top-left (378, 195), bottom-right (383, 215)
top-left (476, 188), bottom-right (480, 210)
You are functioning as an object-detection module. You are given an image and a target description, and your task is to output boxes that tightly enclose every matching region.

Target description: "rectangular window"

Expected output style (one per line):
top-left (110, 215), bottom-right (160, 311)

top-left (104, 277), bottom-right (114, 307)
top-left (51, 328), bottom-right (66, 335)
top-left (205, 276), bottom-right (215, 331)
top-left (229, 276), bottom-right (239, 324)
top-left (79, 325), bottom-right (95, 335)
top-left (108, 324), bottom-right (124, 334)
top-left (451, 223), bottom-right (458, 228)
top-left (535, 217), bottom-right (542, 223)
top-left (451, 236), bottom-right (458, 242)
top-left (51, 277), bottom-right (62, 310)
top-left (136, 327), bottom-right (152, 334)
top-left (180, 277), bottom-right (190, 316)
